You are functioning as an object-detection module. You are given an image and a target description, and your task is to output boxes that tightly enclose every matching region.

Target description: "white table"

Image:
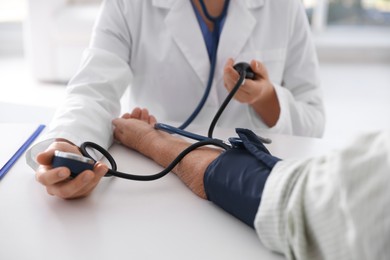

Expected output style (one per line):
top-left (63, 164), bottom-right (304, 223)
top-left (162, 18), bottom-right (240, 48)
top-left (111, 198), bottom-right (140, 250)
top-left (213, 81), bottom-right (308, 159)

top-left (0, 123), bottom-right (341, 260)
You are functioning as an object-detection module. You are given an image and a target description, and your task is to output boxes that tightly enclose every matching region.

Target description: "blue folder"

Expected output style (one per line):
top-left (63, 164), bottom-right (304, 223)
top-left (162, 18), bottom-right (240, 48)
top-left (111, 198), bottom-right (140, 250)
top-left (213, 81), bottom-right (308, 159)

top-left (0, 124), bottom-right (45, 180)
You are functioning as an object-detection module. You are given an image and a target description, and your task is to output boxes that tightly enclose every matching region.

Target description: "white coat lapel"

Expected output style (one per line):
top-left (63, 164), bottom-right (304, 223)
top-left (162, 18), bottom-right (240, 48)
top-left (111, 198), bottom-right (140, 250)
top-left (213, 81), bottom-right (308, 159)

top-left (153, 0), bottom-right (265, 94)
top-left (216, 0), bottom-right (264, 83)
top-left (159, 0), bottom-right (210, 87)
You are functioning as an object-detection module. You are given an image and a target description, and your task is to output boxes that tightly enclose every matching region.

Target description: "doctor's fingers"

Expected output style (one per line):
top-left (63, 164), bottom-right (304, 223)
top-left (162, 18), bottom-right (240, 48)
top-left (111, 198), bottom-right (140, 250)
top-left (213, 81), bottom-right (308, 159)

top-left (223, 58), bottom-right (235, 74)
top-left (251, 60), bottom-right (270, 81)
top-left (232, 81), bottom-right (263, 104)
top-left (43, 163), bottom-right (107, 199)
top-left (36, 165), bottom-right (71, 186)
top-left (36, 162), bottom-right (107, 189)
top-left (59, 163), bottom-right (108, 199)
top-left (223, 67), bottom-right (240, 92)
top-left (37, 141), bottom-right (81, 166)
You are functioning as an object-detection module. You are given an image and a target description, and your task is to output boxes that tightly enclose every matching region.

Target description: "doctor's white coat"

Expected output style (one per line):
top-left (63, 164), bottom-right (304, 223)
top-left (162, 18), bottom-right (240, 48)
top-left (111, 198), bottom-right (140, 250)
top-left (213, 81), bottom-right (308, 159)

top-left (45, 0), bottom-right (325, 149)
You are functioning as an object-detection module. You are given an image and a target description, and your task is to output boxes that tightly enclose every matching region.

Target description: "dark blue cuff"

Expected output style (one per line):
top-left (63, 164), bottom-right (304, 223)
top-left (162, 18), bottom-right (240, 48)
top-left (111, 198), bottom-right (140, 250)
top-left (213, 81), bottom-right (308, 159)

top-left (204, 129), bottom-right (280, 228)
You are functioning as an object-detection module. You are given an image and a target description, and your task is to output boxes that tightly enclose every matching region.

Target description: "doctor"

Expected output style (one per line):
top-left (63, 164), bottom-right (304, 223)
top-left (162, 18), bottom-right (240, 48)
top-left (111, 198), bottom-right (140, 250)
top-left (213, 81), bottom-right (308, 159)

top-left (42, 0), bottom-right (325, 153)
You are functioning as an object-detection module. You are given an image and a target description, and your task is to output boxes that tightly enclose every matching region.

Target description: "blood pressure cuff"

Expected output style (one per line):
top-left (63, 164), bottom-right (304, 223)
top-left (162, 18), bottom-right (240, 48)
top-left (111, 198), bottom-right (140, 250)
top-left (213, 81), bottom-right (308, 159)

top-left (204, 128), bottom-right (281, 228)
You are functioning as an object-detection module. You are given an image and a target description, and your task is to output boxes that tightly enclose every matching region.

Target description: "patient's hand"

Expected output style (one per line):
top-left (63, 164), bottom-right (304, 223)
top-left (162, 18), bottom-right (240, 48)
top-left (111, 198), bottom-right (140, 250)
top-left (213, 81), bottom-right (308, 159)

top-left (113, 107), bottom-right (165, 155)
top-left (120, 107), bottom-right (157, 125)
top-left (113, 107), bottom-right (221, 200)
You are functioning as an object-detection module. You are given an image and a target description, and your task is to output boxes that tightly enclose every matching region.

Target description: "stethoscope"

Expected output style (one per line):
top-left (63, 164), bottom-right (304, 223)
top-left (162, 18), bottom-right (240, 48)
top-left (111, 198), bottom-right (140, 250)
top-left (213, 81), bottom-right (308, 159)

top-left (178, 0), bottom-right (230, 130)
top-left (71, 61), bottom-right (265, 181)
top-left (52, 0), bottom-right (271, 180)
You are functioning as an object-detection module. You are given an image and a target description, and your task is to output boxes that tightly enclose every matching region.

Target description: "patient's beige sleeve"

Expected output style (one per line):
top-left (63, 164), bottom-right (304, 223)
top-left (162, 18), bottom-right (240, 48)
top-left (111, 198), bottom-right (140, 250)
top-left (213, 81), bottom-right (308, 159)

top-left (255, 130), bottom-right (390, 260)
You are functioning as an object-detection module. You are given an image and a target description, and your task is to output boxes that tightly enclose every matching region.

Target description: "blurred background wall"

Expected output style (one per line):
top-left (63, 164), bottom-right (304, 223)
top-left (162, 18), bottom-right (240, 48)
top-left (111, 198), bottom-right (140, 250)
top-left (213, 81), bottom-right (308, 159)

top-left (1, 0), bottom-right (389, 141)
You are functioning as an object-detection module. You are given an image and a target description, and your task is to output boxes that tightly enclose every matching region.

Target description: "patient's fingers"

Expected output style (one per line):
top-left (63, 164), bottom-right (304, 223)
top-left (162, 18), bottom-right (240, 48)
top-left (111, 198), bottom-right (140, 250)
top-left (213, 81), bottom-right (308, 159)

top-left (130, 107), bottom-right (142, 119)
top-left (123, 107), bottom-right (157, 125)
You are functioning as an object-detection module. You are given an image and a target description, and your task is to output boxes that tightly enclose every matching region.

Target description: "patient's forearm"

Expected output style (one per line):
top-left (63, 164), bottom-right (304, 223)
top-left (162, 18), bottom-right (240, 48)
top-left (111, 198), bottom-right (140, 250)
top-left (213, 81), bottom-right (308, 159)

top-left (112, 118), bottom-right (276, 228)
top-left (141, 132), bottom-right (222, 199)
top-left (112, 118), bottom-right (222, 198)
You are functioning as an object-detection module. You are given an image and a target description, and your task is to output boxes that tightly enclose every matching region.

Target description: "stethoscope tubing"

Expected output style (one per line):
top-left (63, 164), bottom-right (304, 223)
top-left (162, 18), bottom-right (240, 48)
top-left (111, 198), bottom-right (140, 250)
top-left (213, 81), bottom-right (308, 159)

top-left (178, 0), bottom-right (230, 130)
top-left (154, 123), bottom-right (210, 142)
top-left (155, 69), bottom-right (248, 140)
top-left (79, 60), bottom-right (255, 181)
top-left (207, 70), bottom-right (246, 138)
top-left (80, 139), bottom-right (230, 181)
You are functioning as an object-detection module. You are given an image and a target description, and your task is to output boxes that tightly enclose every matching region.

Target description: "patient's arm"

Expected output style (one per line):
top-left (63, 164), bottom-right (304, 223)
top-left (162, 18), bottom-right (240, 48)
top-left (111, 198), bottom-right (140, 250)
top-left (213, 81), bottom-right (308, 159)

top-left (112, 116), bottom-right (223, 199)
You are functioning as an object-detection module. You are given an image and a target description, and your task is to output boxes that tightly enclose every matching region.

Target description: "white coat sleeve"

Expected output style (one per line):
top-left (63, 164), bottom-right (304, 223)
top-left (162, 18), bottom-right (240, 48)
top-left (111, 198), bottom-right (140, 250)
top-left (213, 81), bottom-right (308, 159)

top-left (254, 130), bottom-right (390, 260)
top-left (42, 0), bottom-right (133, 149)
top-left (261, 0), bottom-right (325, 137)
top-left (89, 0), bottom-right (132, 62)
top-left (44, 48), bottom-right (132, 149)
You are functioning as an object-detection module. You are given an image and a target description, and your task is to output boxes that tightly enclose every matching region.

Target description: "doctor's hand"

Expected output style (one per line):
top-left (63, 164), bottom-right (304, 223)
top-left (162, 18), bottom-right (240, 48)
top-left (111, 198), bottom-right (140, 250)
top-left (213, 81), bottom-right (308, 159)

top-left (223, 58), bottom-right (280, 127)
top-left (35, 141), bottom-right (108, 200)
